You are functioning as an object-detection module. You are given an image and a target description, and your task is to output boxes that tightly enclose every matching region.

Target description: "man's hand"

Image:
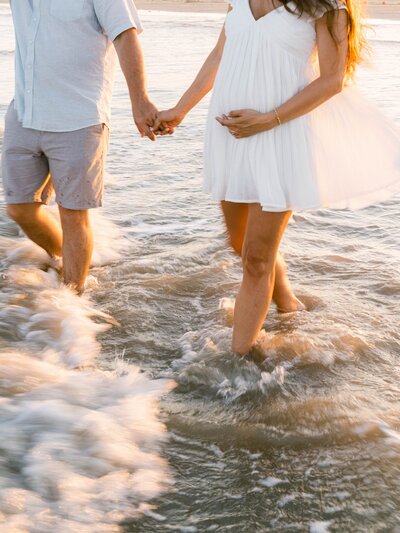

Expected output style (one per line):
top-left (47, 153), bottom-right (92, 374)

top-left (113, 29), bottom-right (158, 141)
top-left (153, 107), bottom-right (186, 136)
top-left (216, 109), bottom-right (277, 139)
top-left (133, 98), bottom-right (158, 141)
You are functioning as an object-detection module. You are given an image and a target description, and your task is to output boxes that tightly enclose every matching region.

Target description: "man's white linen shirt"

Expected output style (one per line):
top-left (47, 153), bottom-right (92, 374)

top-left (9, 0), bottom-right (143, 132)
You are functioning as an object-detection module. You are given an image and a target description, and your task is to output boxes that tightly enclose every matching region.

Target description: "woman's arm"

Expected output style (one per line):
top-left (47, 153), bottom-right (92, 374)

top-left (218, 9), bottom-right (349, 138)
top-left (154, 17), bottom-right (228, 133)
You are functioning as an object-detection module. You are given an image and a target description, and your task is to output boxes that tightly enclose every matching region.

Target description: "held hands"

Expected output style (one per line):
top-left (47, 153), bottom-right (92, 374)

top-left (133, 101), bottom-right (186, 140)
top-left (153, 107), bottom-right (186, 136)
top-left (216, 109), bottom-right (278, 139)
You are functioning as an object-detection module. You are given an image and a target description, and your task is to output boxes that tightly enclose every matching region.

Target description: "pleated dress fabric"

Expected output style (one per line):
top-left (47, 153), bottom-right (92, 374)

top-left (203, 0), bottom-right (400, 211)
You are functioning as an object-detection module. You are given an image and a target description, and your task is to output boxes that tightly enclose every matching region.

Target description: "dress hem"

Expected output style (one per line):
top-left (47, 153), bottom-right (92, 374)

top-left (203, 177), bottom-right (400, 212)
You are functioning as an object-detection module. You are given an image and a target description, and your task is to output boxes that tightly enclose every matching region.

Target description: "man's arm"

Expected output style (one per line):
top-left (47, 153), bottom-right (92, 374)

top-left (114, 29), bottom-right (158, 141)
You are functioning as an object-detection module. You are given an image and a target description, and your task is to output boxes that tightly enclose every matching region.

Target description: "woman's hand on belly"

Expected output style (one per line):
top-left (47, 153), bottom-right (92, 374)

top-left (216, 109), bottom-right (278, 139)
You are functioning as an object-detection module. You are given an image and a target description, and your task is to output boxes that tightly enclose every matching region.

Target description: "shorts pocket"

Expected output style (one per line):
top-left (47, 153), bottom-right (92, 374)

top-left (50, 0), bottom-right (85, 22)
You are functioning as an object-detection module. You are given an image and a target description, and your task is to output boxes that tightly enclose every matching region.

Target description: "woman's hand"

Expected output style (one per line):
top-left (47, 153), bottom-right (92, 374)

top-left (216, 109), bottom-right (277, 139)
top-left (153, 107), bottom-right (187, 136)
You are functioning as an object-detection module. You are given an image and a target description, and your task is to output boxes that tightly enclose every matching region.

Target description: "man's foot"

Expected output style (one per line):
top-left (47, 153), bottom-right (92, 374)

top-left (49, 255), bottom-right (63, 274)
top-left (275, 294), bottom-right (306, 314)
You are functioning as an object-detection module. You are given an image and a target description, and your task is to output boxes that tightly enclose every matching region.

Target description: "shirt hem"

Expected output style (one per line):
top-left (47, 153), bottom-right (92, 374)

top-left (20, 118), bottom-right (111, 133)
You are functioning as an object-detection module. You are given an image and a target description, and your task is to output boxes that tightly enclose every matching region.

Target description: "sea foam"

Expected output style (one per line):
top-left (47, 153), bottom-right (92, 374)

top-left (0, 211), bottom-right (174, 532)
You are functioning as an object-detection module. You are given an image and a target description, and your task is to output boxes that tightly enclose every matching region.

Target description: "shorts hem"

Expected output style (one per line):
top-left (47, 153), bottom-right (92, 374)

top-left (55, 201), bottom-right (103, 211)
top-left (4, 196), bottom-right (52, 206)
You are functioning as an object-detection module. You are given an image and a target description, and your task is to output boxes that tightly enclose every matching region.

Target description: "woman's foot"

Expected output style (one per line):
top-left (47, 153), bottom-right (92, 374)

top-left (275, 293), bottom-right (306, 313)
top-left (272, 256), bottom-right (306, 313)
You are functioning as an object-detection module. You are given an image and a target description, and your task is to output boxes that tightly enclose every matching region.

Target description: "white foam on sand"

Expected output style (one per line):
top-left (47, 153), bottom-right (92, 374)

top-left (0, 214), bottom-right (175, 532)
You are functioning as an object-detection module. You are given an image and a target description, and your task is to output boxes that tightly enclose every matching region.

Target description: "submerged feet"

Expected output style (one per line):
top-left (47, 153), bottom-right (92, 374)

top-left (273, 271), bottom-right (306, 314)
top-left (273, 254), bottom-right (307, 313)
top-left (275, 293), bottom-right (306, 314)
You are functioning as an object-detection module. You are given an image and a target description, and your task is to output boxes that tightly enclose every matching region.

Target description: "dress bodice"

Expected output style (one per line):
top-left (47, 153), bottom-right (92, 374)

top-left (225, 0), bottom-right (342, 64)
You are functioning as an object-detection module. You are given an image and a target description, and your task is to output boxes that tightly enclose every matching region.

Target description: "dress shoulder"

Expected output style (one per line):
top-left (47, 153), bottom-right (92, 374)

top-left (314, 0), bottom-right (347, 19)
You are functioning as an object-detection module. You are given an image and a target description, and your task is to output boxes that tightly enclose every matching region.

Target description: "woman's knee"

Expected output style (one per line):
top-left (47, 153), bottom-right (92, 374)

top-left (242, 245), bottom-right (275, 279)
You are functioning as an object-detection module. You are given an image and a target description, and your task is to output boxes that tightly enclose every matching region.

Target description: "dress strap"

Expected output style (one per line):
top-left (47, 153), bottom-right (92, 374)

top-left (314, 0), bottom-right (348, 20)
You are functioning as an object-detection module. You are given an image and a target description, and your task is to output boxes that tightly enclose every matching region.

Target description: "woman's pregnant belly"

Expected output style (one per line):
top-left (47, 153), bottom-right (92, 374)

top-left (211, 40), bottom-right (311, 115)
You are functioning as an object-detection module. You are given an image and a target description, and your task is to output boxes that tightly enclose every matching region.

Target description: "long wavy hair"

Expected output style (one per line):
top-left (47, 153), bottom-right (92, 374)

top-left (283, 0), bottom-right (368, 79)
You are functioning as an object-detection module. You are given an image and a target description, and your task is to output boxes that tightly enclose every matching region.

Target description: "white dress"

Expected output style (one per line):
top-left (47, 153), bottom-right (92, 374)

top-left (203, 0), bottom-right (400, 211)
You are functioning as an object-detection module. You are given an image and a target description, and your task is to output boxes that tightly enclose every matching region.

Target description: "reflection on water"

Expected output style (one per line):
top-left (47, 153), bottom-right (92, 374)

top-left (1, 6), bottom-right (400, 532)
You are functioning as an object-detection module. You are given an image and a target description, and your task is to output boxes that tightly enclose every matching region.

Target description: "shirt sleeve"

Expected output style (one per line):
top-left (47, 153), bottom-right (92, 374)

top-left (93, 0), bottom-right (143, 41)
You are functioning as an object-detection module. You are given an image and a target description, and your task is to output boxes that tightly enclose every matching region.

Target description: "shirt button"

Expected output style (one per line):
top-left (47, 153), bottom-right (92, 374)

top-left (27, 89), bottom-right (31, 93)
top-left (27, 64), bottom-right (31, 69)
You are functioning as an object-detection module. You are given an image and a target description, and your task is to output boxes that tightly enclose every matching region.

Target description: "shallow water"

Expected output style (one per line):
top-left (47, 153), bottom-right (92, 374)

top-left (0, 7), bottom-right (400, 532)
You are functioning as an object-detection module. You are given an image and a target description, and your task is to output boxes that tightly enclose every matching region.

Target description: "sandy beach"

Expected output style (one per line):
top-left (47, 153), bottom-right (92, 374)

top-left (0, 0), bottom-right (399, 18)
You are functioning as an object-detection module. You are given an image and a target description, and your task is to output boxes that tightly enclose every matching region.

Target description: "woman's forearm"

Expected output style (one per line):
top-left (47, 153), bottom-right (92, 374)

top-left (176, 50), bottom-right (221, 115)
top-left (175, 31), bottom-right (225, 117)
top-left (154, 22), bottom-right (227, 133)
top-left (273, 73), bottom-right (344, 126)
top-left (154, 40), bottom-right (224, 133)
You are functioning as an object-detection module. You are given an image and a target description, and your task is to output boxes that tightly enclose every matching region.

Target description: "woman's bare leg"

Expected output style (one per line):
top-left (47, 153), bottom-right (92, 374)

top-left (232, 205), bottom-right (292, 354)
top-left (220, 201), bottom-right (304, 313)
top-left (220, 201), bottom-right (248, 255)
top-left (273, 254), bottom-right (306, 313)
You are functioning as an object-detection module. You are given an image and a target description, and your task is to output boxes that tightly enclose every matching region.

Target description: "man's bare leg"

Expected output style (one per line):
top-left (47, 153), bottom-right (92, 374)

top-left (6, 203), bottom-right (63, 258)
top-left (58, 206), bottom-right (93, 292)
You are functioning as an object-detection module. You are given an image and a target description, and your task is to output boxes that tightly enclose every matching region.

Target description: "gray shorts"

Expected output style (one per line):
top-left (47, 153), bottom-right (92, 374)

top-left (1, 102), bottom-right (110, 210)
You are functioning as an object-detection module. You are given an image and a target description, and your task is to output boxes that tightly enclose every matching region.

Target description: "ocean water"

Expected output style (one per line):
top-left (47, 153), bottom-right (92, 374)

top-left (0, 6), bottom-right (400, 532)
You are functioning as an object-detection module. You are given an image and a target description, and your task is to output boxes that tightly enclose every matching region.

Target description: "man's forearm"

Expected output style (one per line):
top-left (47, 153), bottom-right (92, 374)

top-left (114, 28), bottom-right (148, 105)
top-left (114, 28), bottom-right (158, 140)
